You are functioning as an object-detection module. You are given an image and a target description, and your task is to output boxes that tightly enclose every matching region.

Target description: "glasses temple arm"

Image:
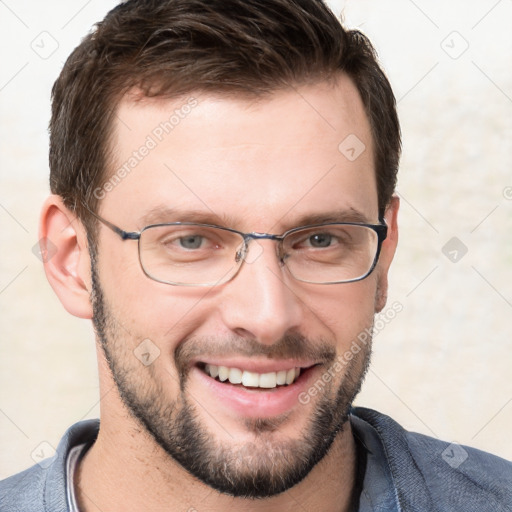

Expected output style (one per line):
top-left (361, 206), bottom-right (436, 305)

top-left (82, 203), bottom-right (140, 241)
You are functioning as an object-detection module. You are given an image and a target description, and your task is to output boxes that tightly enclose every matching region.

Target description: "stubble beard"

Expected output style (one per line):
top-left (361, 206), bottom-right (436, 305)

top-left (89, 251), bottom-right (372, 498)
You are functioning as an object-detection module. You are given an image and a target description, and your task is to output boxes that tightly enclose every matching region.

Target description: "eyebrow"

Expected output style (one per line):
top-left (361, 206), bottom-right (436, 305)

top-left (139, 206), bottom-right (236, 228)
top-left (288, 208), bottom-right (375, 227)
top-left (138, 205), bottom-right (376, 232)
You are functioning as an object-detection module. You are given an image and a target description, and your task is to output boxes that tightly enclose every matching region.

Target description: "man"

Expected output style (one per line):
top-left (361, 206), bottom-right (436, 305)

top-left (1, 0), bottom-right (511, 510)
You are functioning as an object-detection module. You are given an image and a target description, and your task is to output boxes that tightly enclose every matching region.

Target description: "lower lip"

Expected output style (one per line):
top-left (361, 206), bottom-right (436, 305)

top-left (191, 365), bottom-right (318, 418)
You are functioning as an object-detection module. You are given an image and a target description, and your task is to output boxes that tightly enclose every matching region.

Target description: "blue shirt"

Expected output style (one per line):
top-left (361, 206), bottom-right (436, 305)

top-left (1, 407), bottom-right (511, 511)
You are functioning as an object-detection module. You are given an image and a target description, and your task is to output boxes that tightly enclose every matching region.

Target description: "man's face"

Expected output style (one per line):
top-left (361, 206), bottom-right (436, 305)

top-left (90, 75), bottom-right (396, 497)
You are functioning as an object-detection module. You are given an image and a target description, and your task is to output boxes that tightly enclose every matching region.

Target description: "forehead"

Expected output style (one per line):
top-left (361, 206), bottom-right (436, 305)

top-left (105, 75), bottom-right (377, 230)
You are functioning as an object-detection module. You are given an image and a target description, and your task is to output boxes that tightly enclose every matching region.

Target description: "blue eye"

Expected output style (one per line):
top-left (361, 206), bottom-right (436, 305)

top-left (179, 235), bottom-right (204, 249)
top-left (308, 233), bottom-right (332, 248)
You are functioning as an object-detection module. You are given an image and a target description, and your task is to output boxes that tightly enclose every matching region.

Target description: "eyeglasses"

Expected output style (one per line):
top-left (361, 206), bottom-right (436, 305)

top-left (87, 209), bottom-right (387, 286)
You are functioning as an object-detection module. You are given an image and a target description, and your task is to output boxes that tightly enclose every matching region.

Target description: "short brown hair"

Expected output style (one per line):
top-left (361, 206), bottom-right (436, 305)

top-left (50, 0), bottom-right (400, 237)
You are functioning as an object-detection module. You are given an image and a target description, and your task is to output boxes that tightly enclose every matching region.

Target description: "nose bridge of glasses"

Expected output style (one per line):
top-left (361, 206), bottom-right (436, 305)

top-left (235, 232), bottom-right (285, 264)
top-left (247, 232), bottom-right (283, 243)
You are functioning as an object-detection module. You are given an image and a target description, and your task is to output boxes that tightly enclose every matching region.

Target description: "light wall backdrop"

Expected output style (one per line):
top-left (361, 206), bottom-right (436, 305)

top-left (1, 0), bottom-right (511, 477)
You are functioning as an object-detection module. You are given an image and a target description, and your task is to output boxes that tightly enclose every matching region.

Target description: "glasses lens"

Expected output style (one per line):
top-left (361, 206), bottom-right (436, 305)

top-left (282, 224), bottom-right (379, 284)
top-left (139, 224), bottom-right (243, 286)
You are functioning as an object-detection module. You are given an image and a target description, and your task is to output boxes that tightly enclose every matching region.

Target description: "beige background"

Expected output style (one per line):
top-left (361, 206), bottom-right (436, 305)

top-left (1, 0), bottom-right (511, 478)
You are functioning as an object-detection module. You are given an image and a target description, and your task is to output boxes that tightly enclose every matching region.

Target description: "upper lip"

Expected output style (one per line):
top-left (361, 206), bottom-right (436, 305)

top-left (194, 358), bottom-right (317, 373)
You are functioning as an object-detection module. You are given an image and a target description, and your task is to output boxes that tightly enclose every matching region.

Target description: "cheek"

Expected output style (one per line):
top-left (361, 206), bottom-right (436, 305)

top-left (97, 247), bottom-right (212, 345)
top-left (297, 278), bottom-right (377, 349)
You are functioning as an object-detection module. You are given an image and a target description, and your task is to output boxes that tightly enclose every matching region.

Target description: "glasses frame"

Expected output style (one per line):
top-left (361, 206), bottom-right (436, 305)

top-left (86, 208), bottom-right (388, 286)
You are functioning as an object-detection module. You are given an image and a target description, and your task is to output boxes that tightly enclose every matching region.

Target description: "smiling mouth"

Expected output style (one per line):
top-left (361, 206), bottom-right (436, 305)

top-left (198, 363), bottom-right (312, 389)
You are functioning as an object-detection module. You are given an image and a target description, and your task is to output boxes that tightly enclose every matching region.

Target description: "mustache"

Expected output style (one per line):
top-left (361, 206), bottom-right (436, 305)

top-left (174, 333), bottom-right (337, 378)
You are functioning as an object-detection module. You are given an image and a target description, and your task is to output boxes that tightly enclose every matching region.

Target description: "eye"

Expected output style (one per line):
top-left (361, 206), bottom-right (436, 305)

top-left (295, 231), bottom-right (343, 249)
top-left (178, 234), bottom-right (205, 250)
top-left (287, 226), bottom-right (352, 252)
top-left (159, 229), bottom-right (219, 252)
top-left (307, 233), bottom-right (333, 248)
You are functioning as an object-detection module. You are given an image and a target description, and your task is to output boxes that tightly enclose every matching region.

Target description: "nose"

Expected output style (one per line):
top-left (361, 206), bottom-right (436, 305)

top-left (219, 239), bottom-right (303, 345)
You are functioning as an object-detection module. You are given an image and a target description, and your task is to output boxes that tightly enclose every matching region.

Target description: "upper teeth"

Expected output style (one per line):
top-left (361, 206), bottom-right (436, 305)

top-left (204, 364), bottom-right (301, 389)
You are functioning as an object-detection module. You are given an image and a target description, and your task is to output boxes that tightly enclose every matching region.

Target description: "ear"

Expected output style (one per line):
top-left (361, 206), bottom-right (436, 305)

top-left (374, 194), bottom-right (399, 313)
top-left (39, 195), bottom-right (93, 319)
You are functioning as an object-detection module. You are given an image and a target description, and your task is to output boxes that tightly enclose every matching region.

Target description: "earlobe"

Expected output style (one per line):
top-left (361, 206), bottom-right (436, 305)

top-left (375, 195), bottom-right (399, 313)
top-left (39, 195), bottom-right (93, 319)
